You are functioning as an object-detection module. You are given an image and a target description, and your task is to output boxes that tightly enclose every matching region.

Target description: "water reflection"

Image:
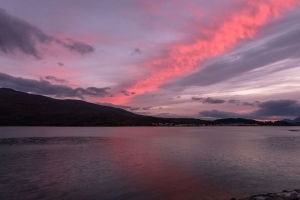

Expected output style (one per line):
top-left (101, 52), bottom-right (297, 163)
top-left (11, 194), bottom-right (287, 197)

top-left (107, 137), bottom-right (237, 200)
top-left (264, 136), bottom-right (300, 152)
top-left (0, 127), bottom-right (300, 200)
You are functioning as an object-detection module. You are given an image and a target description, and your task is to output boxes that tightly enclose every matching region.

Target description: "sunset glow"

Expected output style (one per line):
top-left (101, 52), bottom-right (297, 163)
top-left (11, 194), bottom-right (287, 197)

top-left (1, 0), bottom-right (300, 120)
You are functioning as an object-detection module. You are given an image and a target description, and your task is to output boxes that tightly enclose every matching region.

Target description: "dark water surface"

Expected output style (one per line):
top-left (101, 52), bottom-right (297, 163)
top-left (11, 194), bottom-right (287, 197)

top-left (0, 127), bottom-right (300, 200)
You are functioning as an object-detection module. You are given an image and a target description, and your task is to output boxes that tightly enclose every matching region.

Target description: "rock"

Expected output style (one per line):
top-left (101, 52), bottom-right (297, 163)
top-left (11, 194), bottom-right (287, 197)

top-left (287, 193), bottom-right (299, 200)
top-left (265, 198), bottom-right (283, 200)
top-left (266, 193), bottom-right (276, 198)
top-left (253, 196), bottom-right (266, 200)
top-left (233, 190), bottom-right (300, 200)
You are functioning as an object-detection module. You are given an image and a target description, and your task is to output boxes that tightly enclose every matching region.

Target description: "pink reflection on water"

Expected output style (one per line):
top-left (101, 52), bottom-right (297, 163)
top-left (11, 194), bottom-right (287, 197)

top-left (107, 137), bottom-right (241, 200)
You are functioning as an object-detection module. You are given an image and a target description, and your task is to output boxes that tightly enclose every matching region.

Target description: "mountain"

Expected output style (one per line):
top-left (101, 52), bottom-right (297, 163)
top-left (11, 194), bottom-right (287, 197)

top-left (293, 117), bottom-right (300, 123)
top-left (214, 118), bottom-right (258, 124)
top-left (282, 117), bottom-right (300, 124)
top-left (282, 119), bottom-right (294, 123)
top-left (0, 88), bottom-right (144, 126)
top-left (0, 88), bottom-right (209, 126)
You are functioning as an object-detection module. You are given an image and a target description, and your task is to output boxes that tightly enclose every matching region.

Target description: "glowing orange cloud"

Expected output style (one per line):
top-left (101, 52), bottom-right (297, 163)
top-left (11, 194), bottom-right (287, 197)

top-left (108, 0), bottom-right (299, 104)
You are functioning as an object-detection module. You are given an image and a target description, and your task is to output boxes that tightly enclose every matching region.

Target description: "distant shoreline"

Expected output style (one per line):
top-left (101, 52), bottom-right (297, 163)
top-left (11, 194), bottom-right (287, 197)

top-left (0, 125), bottom-right (299, 127)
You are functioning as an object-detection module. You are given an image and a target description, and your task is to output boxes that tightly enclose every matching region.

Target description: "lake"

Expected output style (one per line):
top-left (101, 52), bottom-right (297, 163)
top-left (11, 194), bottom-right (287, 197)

top-left (0, 127), bottom-right (300, 200)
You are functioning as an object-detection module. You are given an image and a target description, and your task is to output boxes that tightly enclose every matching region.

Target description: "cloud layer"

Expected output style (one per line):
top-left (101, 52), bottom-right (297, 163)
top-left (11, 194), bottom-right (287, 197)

top-left (0, 8), bottom-right (94, 58)
top-left (0, 8), bottom-right (52, 58)
top-left (113, 0), bottom-right (299, 104)
top-left (0, 72), bottom-right (110, 99)
top-left (192, 97), bottom-right (226, 104)
top-left (44, 76), bottom-right (69, 84)
top-left (199, 100), bottom-right (300, 119)
top-left (192, 97), bottom-right (259, 106)
top-left (174, 28), bottom-right (300, 87)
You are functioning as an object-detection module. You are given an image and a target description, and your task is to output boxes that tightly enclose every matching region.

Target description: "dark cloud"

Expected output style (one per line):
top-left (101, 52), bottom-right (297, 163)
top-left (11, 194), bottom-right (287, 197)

top-left (57, 62), bottom-right (64, 66)
top-left (192, 97), bottom-right (203, 101)
top-left (154, 113), bottom-right (178, 118)
top-left (194, 97), bottom-right (260, 106)
top-left (129, 107), bottom-right (140, 111)
top-left (79, 87), bottom-right (110, 97)
top-left (169, 28), bottom-right (300, 87)
top-left (142, 107), bottom-right (151, 110)
top-left (192, 97), bottom-right (226, 104)
top-left (0, 8), bottom-right (52, 58)
top-left (120, 90), bottom-right (135, 96)
top-left (242, 102), bottom-right (255, 107)
top-left (131, 48), bottom-right (141, 56)
top-left (0, 72), bottom-right (110, 99)
top-left (0, 8), bottom-right (94, 58)
top-left (120, 90), bottom-right (130, 96)
top-left (44, 76), bottom-right (69, 84)
top-left (199, 99), bottom-right (300, 119)
top-left (254, 100), bottom-right (300, 117)
top-left (228, 99), bottom-right (259, 107)
top-left (203, 97), bottom-right (226, 104)
top-left (56, 39), bottom-right (94, 55)
top-left (228, 99), bottom-right (240, 104)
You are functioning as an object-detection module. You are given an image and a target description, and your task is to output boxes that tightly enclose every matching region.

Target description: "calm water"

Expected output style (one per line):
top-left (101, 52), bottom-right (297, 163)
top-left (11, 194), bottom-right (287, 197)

top-left (0, 127), bottom-right (300, 200)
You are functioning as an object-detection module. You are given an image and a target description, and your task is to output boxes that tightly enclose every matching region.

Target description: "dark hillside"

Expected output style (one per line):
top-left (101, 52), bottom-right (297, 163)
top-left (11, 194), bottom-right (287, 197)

top-left (0, 88), bottom-right (144, 126)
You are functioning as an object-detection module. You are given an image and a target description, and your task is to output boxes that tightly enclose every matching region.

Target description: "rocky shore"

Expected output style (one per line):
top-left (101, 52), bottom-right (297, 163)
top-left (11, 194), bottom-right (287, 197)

top-left (231, 189), bottom-right (300, 200)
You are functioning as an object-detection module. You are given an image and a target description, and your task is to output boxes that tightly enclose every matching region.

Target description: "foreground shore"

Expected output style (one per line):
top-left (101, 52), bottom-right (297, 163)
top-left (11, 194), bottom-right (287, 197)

top-left (231, 189), bottom-right (300, 200)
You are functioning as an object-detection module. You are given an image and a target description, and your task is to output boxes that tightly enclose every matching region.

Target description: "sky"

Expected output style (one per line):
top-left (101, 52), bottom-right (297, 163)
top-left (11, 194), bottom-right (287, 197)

top-left (1, 0), bottom-right (300, 120)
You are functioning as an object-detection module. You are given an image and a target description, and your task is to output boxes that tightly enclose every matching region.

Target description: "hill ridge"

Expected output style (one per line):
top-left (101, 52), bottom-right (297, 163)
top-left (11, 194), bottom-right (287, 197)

top-left (0, 88), bottom-right (293, 126)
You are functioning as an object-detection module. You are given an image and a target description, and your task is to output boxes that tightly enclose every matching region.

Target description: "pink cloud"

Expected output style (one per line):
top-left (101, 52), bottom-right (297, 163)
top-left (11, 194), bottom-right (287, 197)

top-left (108, 0), bottom-right (299, 104)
